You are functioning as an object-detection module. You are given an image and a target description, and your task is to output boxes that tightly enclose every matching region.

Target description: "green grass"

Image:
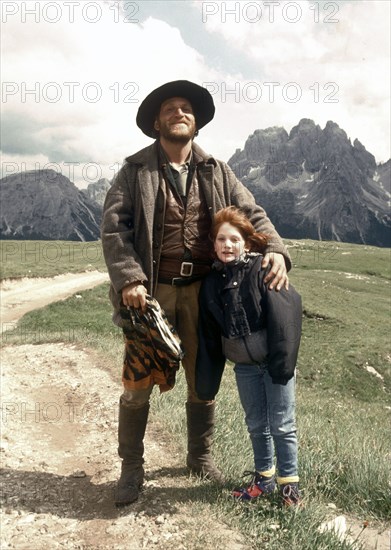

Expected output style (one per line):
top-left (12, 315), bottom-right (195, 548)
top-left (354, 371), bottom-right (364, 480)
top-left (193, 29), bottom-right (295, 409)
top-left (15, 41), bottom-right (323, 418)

top-left (1, 283), bottom-right (123, 363)
top-left (286, 239), bottom-right (391, 280)
top-left (286, 239), bottom-right (391, 404)
top-left (0, 240), bottom-right (107, 279)
top-left (2, 238), bottom-right (390, 549)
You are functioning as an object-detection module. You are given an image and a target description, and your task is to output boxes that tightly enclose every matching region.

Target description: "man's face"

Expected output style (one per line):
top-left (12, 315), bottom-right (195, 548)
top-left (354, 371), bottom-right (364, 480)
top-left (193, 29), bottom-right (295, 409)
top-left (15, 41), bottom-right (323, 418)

top-left (154, 97), bottom-right (196, 143)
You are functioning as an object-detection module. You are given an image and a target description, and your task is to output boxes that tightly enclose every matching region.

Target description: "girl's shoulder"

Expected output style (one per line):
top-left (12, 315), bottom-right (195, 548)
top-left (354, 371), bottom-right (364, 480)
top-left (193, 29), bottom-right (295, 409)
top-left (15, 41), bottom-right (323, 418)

top-left (246, 252), bottom-right (263, 262)
top-left (246, 252), bottom-right (264, 270)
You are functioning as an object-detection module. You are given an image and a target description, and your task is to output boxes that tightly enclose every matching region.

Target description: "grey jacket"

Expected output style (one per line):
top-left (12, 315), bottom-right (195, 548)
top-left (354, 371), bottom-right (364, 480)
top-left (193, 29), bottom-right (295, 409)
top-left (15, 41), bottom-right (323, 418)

top-left (101, 141), bottom-right (291, 326)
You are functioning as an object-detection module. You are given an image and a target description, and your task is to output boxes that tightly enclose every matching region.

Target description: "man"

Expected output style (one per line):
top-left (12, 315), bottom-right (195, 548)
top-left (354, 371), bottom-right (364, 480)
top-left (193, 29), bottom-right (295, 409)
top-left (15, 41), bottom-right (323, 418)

top-left (101, 80), bottom-right (291, 506)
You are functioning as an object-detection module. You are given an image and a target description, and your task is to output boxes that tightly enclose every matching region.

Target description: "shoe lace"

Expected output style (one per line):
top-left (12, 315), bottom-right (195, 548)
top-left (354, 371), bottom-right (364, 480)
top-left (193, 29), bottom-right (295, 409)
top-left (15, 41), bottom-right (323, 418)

top-left (282, 484), bottom-right (299, 501)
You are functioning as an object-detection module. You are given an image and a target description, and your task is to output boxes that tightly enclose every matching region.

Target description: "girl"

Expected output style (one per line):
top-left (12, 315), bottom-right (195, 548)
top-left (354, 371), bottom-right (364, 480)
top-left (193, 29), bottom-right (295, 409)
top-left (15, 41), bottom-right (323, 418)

top-left (196, 207), bottom-right (302, 505)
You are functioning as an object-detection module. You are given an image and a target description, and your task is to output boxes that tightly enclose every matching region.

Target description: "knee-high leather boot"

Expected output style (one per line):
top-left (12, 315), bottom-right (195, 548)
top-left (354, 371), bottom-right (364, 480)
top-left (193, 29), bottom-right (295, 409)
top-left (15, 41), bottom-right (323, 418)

top-left (186, 401), bottom-right (224, 483)
top-left (115, 400), bottom-right (149, 506)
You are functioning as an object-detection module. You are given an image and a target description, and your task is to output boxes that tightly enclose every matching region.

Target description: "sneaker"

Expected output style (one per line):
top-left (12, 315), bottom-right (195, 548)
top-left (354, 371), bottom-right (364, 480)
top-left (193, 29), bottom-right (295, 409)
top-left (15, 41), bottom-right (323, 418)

top-left (232, 471), bottom-right (276, 501)
top-left (280, 482), bottom-right (301, 507)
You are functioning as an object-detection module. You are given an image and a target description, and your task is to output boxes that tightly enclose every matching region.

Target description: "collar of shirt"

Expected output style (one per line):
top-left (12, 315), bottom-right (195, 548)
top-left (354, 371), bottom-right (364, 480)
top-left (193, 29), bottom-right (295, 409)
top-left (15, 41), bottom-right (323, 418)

top-left (158, 144), bottom-right (192, 169)
top-left (158, 145), bottom-right (194, 197)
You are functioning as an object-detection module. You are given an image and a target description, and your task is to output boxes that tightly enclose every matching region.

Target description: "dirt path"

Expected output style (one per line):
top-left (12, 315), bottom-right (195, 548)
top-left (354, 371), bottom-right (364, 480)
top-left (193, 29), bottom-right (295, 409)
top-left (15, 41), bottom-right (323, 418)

top-left (0, 274), bottom-right (246, 549)
top-left (0, 343), bottom-right (246, 550)
top-left (1, 272), bottom-right (109, 332)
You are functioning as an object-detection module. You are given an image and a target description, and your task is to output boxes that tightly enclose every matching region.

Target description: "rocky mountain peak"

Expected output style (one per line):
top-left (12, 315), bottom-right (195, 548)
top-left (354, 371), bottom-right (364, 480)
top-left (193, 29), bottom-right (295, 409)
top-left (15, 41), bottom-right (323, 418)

top-left (289, 118), bottom-right (320, 137)
top-left (324, 120), bottom-right (348, 138)
top-left (0, 170), bottom-right (102, 241)
top-left (82, 178), bottom-right (111, 206)
top-left (228, 119), bottom-right (390, 247)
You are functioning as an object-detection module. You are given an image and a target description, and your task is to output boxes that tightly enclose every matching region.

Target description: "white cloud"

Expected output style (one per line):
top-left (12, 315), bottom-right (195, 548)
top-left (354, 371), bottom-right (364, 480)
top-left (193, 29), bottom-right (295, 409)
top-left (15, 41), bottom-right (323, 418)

top-left (1, 0), bottom-right (390, 188)
top-left (1, 2), bottom-right (221, 183)
top-left (195, 0), bottom-right (390, 161)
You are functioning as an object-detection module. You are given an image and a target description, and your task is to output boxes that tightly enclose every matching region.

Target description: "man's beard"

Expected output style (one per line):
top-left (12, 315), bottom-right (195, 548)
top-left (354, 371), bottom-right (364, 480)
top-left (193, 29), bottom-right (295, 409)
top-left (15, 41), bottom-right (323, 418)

top-left (158, 120), bottom-right (196, 144)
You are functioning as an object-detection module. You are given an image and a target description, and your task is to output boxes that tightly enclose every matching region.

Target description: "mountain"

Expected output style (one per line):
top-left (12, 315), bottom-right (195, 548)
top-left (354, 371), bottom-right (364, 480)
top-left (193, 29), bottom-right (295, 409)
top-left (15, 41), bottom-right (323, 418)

top-left (0, 170), bottom-right (102, 241)
top-left (1, 122), bottom-right (389, 245)
top-left (376, 160), bottom-right (391, 194)
top-left (228, 119), bottom-right (391, 247)
top-left (82, 178), bottom-right (111, 206)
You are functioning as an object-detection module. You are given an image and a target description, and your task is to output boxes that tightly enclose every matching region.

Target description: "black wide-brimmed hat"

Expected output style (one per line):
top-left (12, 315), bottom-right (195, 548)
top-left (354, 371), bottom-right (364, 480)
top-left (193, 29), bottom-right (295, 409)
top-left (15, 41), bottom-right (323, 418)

top-left (136, 80), bottom-right (215, 138)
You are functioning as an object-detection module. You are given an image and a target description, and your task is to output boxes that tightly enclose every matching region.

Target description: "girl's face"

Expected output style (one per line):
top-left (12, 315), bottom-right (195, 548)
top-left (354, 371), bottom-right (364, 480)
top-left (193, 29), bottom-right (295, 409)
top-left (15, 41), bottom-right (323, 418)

top-left (214, 222), bottom-right (246, 263)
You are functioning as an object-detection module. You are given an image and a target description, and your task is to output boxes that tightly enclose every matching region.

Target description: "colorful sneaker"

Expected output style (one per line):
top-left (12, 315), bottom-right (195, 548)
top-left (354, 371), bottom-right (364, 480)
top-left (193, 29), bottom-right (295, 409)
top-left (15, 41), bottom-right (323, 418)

top-left (280, 482), bottom-right (301, 507)
top-left (232, 471), bottom-right (276, 501)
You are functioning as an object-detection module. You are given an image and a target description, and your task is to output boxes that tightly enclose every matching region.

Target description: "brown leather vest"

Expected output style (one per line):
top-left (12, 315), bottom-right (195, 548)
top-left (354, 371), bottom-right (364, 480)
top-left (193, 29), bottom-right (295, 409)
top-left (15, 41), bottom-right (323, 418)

top-left (160, 169), bottom-right (213, 265)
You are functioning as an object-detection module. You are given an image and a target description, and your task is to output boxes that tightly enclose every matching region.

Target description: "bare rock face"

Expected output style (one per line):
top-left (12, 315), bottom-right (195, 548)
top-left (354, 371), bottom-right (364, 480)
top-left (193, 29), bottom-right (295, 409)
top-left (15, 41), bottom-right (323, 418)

top-left (81, 178), bottom-right (111, 207)
top-left (0, 170), bottom-right (102, 241)
top-left (228, 119), bottom-right (391, 247)
top-left (377, 160), bottom-right (391, 194)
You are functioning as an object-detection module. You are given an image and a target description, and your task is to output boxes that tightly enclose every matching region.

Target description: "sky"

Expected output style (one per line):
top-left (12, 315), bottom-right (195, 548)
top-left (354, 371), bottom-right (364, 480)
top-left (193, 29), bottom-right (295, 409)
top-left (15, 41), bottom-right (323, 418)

top-left (1, 0), bottom-right (390, 187)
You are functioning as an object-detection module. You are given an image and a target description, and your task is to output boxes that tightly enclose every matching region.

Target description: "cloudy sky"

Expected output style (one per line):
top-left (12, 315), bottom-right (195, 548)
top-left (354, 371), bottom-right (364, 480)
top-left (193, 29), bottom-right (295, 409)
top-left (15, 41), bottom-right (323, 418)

top-left (1, 0), bottom-right (390, 187)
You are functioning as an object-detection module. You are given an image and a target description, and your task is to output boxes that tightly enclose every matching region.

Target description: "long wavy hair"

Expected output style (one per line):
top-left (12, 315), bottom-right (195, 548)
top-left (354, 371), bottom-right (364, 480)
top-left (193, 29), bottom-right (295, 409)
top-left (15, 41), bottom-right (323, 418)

top-left (211, 206), bottom-right (269, 254)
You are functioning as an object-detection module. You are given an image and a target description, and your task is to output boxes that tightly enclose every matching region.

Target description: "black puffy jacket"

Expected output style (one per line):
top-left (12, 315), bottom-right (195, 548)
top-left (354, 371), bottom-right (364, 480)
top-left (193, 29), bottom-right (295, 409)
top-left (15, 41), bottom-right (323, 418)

top-left (195, 254), bottom-right (302, 400)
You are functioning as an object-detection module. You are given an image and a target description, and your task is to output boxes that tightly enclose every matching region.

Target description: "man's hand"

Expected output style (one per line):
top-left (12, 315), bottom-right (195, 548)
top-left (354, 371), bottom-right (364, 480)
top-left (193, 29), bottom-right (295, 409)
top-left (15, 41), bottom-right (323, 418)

top-left (122, 282), bottom-right (147, 311)
top-left (262, 252), bottom-right (289, 291)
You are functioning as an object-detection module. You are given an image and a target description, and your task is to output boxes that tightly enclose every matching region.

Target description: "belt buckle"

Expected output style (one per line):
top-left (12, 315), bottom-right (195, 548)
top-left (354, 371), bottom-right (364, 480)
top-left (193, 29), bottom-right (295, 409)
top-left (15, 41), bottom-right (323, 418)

top-left (180, 261), bottom-right (193, 277)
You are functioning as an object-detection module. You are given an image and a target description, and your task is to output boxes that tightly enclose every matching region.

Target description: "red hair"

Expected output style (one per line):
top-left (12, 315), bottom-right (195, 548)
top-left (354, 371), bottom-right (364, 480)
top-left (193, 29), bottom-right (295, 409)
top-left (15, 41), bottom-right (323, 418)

top-left (211, 207), bottom-right (269, 253)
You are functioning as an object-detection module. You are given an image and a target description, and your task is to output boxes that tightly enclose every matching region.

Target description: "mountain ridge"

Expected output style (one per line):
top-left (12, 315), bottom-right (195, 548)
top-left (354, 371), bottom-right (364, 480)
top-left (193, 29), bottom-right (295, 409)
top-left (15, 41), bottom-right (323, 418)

top-left (228, 119), bottom-right (390, 247)
top-left (0, 119), bottom-right (389, 246)
top-left (0, 169), bottom-right (102, 241)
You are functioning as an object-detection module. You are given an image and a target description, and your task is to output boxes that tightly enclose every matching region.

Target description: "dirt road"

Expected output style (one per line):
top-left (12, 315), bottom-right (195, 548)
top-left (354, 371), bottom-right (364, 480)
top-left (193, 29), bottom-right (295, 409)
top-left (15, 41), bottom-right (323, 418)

top-left (0, 274), bottom-right (246, 549)
top-left (1, 272), bottom-right (109, 332)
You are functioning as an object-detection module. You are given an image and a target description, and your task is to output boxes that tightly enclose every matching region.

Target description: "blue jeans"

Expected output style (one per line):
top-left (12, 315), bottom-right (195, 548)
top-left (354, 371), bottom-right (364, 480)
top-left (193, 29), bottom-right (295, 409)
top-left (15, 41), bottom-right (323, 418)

top-left (234, 362), bottom-right (298, 479)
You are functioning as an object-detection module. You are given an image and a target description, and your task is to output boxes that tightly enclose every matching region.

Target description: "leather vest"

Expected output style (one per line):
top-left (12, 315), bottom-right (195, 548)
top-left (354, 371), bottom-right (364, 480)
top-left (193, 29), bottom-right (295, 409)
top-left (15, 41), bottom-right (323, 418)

top-left (161, 169), bottom-right (213, 263)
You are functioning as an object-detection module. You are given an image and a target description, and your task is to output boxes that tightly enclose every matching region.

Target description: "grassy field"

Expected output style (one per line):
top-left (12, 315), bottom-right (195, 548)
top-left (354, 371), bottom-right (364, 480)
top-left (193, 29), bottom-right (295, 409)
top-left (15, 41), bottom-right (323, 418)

top-left (2, 238), bottom-right (390, 549)
top-left (0, 240), bottom-right (107, 279)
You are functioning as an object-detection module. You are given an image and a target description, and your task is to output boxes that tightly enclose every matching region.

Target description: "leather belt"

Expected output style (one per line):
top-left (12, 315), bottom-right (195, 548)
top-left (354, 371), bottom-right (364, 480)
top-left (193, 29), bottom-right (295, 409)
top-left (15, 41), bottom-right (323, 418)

top-left (158, 275), bottom-right (205, 286)
top-left (158, 258), bottom-right (211, 285)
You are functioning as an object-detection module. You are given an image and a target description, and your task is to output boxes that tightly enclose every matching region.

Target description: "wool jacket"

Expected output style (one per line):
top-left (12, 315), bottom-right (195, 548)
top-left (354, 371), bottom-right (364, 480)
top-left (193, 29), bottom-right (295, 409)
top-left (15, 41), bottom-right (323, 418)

top-left (101, 141), bottom-right (292, 326)
top-left (196, 254), bottom-right (302, 401)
